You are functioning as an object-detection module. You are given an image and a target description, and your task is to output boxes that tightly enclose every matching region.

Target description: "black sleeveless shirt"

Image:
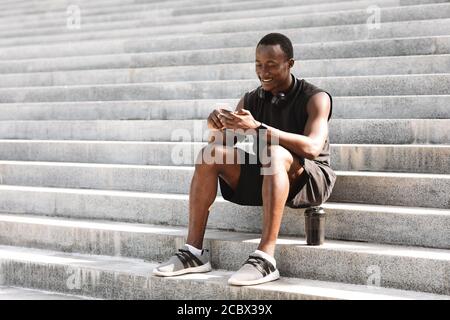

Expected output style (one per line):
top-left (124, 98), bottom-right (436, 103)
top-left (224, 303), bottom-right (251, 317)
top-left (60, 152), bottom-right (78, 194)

top-left (243, 76), bottom-right (333, 167)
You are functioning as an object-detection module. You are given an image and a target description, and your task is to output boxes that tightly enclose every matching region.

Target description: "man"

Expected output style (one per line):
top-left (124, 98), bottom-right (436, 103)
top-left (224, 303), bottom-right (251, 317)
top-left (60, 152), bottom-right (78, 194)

top-left (153, 33), bottom-right (336, 286)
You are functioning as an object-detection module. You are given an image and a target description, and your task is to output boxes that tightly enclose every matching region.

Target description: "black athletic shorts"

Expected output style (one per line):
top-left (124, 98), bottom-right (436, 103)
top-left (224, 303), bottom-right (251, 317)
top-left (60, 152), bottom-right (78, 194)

top-left (218, 149), bottom-right (336, 208)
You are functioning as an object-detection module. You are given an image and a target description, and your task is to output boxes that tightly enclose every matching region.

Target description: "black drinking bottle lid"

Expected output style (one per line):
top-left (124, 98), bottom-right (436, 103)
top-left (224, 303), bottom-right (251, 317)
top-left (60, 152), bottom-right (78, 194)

top-left (304, 206), bottom-right (326, 216)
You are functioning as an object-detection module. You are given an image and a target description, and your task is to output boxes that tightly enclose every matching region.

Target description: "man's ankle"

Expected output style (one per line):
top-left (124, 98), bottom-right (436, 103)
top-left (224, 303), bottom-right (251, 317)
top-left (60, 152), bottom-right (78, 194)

top-left (185, 243), bottom-right (202, 256)
top-left (253, 249), bottom-right (277, 268)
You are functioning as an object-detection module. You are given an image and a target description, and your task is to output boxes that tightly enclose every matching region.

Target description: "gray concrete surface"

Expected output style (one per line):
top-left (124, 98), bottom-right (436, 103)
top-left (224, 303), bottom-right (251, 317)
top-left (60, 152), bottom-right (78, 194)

top-left (0, 245), bottom-right (448, 298)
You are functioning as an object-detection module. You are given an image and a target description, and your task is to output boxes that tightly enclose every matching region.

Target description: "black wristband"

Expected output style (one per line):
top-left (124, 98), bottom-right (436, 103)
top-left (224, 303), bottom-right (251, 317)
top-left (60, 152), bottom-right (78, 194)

top-left (258, 122), bottom-right (268, 130)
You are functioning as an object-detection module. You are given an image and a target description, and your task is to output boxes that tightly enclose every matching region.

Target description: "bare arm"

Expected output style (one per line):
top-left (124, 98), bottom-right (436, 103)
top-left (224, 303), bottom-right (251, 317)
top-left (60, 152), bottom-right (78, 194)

top-left (234, 97), bottom-right (245, 113)
top-left (257, 92), bottom-right (331, 160)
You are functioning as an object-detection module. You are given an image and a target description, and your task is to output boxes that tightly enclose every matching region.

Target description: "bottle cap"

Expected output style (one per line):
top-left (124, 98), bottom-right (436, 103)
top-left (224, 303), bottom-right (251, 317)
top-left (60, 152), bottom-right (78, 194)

top-left (304, 206), bottom-right (326, 217)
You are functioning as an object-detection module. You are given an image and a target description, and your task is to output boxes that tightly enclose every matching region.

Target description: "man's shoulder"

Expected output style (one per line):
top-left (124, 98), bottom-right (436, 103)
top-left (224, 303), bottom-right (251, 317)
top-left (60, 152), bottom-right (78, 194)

top-left (241, 87), bottom-right (261, 110)
top-left (297, 79), bottom-right (323, 95)
top-left (293, 78), bottom-right (332, 119)
top-left (245, 87), bottom-right (260, 99)
top-left (297, 78), bottom-right (332, 106)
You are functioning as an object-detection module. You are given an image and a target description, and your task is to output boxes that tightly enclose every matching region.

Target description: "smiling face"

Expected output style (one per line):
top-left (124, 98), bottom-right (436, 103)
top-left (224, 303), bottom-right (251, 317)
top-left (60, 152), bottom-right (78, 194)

top-left (255, 44), bottom-right (294, 95)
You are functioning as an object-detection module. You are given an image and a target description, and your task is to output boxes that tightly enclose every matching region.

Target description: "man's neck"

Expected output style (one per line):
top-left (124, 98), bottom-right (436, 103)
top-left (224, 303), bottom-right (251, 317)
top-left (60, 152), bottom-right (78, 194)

top-left (271, 74), bottom-right (293, 95)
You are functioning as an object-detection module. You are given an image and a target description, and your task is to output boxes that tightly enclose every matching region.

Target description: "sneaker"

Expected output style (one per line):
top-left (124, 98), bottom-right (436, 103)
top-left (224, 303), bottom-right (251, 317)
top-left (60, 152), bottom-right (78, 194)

top-left (152, 246), bottom-right (212, 277)
top-left (228, 254), bottom-right (280, 286)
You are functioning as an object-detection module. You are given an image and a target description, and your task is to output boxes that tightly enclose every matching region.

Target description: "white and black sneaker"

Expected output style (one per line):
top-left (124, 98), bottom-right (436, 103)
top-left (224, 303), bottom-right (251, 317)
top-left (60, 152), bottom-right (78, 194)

top-left (152, 246), bottom-right (212, 277)
top-left (228, 253), bottom-right (280, 286)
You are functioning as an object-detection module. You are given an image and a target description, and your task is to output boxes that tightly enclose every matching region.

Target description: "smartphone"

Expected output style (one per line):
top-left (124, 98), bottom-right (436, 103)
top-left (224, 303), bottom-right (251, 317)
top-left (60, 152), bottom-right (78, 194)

top-left (219, 109), bottom-right (235, 119)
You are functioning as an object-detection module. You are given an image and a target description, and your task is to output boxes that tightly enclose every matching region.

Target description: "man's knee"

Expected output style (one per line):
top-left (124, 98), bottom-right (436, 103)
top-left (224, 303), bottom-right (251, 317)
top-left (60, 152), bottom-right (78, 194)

top-left (262, 145), bottom-right (294, 171)
top-left (195, 144), bottom-right (237, 168)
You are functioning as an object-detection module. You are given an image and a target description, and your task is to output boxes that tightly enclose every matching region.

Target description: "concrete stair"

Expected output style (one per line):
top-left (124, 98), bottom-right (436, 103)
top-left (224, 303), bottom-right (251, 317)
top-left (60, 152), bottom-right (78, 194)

top-left (0, 190), bottom-right (448, 248)
top-left (2, 36), bottom-right (449, 72)
top-left (0, 0), bottom-right (448, 300)
top-left (1, 0), bottom-right (446, 34)
top-left (1, 3), bottom-right (449, 41)
top-left (0, 119), bottom-right (447, 144)
top-left (0, 75), bottom-right (449, 102)
top-left (1, 55), bottom-right (450, 87)
top-left (0, 286), bottom-right (90, 300)
top-left (0, 96), bottom-right (448, 120)
top-left (0, 245), bottom-right (447, 300)
top-left (0, 142), bottom-right (448, 173)
top-left (0, 162), bottom-right (448, 208)
top-left (1, 20), bottom-right (450, 61)
top-left (1, 9), bottom-right (450, 48)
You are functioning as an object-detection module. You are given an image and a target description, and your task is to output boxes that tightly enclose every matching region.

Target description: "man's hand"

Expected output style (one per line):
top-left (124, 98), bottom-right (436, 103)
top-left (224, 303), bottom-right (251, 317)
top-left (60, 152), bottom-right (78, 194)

top-left (219, 109), bottom-right (260, 130)
top-left (207, 108), bottom-right (229, 129)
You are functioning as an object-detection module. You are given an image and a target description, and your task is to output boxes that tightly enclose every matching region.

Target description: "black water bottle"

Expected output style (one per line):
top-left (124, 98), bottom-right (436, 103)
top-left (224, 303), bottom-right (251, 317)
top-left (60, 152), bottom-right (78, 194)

top-left (304, 207), bottom-right (326, 245)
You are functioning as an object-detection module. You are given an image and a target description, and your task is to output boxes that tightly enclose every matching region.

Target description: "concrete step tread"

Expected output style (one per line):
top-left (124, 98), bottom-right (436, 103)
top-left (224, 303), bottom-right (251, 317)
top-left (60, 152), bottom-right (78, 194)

top-left (1, 159), bottom-right (449, 210)
top-left (0, 16), bottom-right (449, 52)
top-left (0, 2), bottom-right (173, 22)
top-left (1, 35), bottom-right (447, 68)
top-left (0, 0), bottom-right (444, 27)
top-left (1, 32), bottom-right (450, 64)
top-left (1, 0), bottom-right (445, 25)
top-left (0, 139), bottom-right (450, 173)
top-left (1, 72), bottom-right (449, 90)
top-left (0, 57), bottom-right (448, 88)
top-left (0, 74), bottom-right (448, 102)
top-left (2, 53), bottom-right (449, 76)
top-left (0, 184), bottom-right (447, 248)
top-left (0, 0), bottom-right (364, 21)
top-left (0, 183), bottom-right (448, 215)
top-left (1, 160), bottom-right (448, 179)
top-left (0, 96), bottom-right (448, 120)
top-left (1, 7), bottom-right (449, 48)
top-left (2, 141), bottom-right (448, 174)
top-left (0, 0), bottom-right (182, 19)
top-left (9, 118), bottom-right (438, 145)
top-left (0, 285), bottom-right (94, 300)
top-left (3, 94), bottom-right (445, 104)
top-left (2, 2), bottom-right (449, 40)
top-left (0, 244), bottom-right (447, 300)
top-left (2, 140), bottom-right (450, 148)
top-left (1, 213), bottom-right (449, 259)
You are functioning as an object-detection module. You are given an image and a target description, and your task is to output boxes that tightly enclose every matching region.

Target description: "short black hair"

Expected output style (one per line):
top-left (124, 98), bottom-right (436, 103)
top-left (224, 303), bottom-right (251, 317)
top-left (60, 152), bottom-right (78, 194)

top-left (257, 33), bottom-right (293, 60)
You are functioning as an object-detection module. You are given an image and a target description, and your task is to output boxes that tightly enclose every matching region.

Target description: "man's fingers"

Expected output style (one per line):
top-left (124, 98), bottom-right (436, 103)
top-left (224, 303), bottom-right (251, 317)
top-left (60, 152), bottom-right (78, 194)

top-left (211, 108), bottom-right (249, 130)
top-left (236, 108), bottom-right (250, 115)
top-left (210, 112), bottom-right (223, 129)
top-left (222, 117), bottom-right (239, 129)
top-left (214, 116), bottom-right (225, 129)
top-left (218, 112), bottom-right (234, 120)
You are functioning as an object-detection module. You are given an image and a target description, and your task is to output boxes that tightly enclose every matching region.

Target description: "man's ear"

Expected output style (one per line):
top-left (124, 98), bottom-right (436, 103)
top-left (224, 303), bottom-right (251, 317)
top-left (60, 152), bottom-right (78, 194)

top-left (288, 59), bottom-right (295, 68)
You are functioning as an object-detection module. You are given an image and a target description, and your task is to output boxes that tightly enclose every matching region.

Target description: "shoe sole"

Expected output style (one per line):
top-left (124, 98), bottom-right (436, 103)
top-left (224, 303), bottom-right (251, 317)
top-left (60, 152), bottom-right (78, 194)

top-left (228, 270), bottom-right (280, 286)
top-left (152, 262), bottom-right (212, 277)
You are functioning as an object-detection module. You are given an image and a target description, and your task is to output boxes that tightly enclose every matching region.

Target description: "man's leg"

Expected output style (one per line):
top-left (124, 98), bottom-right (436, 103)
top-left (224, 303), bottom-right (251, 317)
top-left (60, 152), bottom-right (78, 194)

top-left (186, 143), bottom-right (241, 249)
top-left (258, 145), bottom-right (304, 256)
top-left (153, 144), bottom-right (242, 276)
top-left (228, 145), bottom-right (304, 286)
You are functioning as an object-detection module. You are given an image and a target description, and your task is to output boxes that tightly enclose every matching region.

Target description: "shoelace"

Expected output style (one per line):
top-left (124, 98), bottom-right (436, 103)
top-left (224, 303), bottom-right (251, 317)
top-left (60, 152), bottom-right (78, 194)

top-left (175, 249), bottom-right (203, 268)
top-left (243, 255), bottom-right (275, 277)
top-left (176, 248), bottom-right (191, 258)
